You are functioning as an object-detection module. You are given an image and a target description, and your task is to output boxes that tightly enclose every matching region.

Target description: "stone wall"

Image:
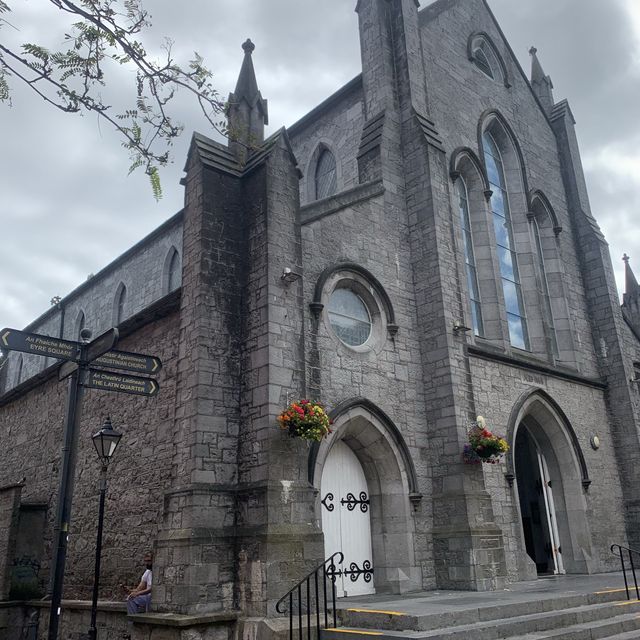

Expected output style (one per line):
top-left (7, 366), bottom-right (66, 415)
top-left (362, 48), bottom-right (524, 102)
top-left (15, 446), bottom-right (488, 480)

top-left (300, 184), bottom-right (434, 586)
top-left (470, 354), bottom-right (627, 578)
top-left (2, 601), bottom-right (236, 640)
top-left (0, 308), bottom-right (180, 598)
top-left (419, 0), bottom-right (600, 377)
top-left (289, 80), bottom-right (364, 206)
top-left (0, 485), bottom-right (21, 600)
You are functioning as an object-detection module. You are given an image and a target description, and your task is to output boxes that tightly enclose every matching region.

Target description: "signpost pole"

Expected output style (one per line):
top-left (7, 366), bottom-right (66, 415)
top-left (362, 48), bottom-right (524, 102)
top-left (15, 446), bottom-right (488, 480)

top-left (47, 345), bottom-right (87, 640)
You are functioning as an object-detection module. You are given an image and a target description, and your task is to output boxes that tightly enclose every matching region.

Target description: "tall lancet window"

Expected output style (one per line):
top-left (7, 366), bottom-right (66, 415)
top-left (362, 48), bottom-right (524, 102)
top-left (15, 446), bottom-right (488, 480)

top-left (15, 355), bottom-right (23, 385)
top-left (115, 284), bottom-right (127, 325)
top-left (76, 311), bottom-right (86, 340)
top-left (532, 216), bottom-right (559, 357)
top-left (168, 248), bottom-right (181, 293)
top-left (457, 177), bottom-right (484, 336)
top-left (483, 131), bottom-right (529, 350)
top-left (315, 149), bottom-right (337, 200)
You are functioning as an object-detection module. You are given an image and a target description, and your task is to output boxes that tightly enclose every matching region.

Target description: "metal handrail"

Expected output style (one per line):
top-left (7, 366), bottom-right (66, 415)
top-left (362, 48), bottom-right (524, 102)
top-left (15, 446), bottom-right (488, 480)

top-left (611, 543), bottom-right (640, 600)
top-left (275, 552), bottom-right (344, 640)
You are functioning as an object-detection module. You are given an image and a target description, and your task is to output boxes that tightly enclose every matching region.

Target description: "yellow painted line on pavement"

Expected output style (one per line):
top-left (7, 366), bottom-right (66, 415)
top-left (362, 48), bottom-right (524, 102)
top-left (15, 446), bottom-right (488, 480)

top-left (595, 588), bottom-right (629, 594)
top-left (614, 600), bottom-right (640, 606)
top-left (346, 609), bottom-right (406, 616)
top-left (325, 630), bottom-right (383, 636)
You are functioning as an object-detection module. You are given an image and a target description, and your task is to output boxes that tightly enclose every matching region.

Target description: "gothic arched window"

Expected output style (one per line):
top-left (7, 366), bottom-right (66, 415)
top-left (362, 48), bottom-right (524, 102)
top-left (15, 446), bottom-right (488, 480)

top-left (315, 149), bottom-right (337, 200)
top-left (531, 216), bottom-right (558, 357)
top-left (76, 310), bottom-right (86, 340)
top-left (115, 284), bottom-right (127, 325)
top-left (168, 248), bottom-right (181, 293)
top-left (15, 355), bottom-right (23, 385)
top-left (483, 130), bottom-right (529, 350)
top-left (468, 34), bottom-right (508, 86)
top-left (456, 177), bottom-right (484, 336)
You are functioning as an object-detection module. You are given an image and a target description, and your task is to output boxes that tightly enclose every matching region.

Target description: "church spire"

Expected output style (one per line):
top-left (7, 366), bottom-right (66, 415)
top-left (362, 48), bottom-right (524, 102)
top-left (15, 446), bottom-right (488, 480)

top-left (227, 39), bottom-right (268, 164)
top-left (529, 46), bottom-right (555, 115)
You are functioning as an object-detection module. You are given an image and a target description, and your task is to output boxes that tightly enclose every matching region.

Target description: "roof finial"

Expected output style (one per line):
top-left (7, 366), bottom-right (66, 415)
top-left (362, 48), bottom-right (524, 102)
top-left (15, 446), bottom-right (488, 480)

top-left (227, 37), bottom-right (268, 164)
top-left (529, 45), bottom-right (554, 115)
top-left (623, 253), bottom-right (630, 264)
top-left (242, 38), bottom-right (255, 55)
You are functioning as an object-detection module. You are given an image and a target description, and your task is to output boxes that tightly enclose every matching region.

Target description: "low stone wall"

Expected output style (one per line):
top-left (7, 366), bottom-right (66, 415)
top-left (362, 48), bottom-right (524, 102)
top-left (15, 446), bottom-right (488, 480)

top-left (1, 600), bottom-right (237, 640)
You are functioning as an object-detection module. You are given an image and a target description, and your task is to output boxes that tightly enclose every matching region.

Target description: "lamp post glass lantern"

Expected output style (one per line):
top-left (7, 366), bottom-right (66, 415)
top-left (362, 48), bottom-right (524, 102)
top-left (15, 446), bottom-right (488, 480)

top-left (88, 416), bottom-right (122, 640)
top-left (92, 416), bottom-right (122, 463)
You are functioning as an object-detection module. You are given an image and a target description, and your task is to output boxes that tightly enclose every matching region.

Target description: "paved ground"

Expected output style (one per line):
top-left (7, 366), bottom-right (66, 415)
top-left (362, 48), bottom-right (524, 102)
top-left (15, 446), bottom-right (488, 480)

top-left (335, 573), bottom-right (631, 616)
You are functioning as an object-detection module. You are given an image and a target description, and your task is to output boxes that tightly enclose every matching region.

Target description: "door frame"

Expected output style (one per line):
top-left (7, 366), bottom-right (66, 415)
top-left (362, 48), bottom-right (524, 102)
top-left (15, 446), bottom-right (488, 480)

top-left (310, 401), bottom-right (421, 594)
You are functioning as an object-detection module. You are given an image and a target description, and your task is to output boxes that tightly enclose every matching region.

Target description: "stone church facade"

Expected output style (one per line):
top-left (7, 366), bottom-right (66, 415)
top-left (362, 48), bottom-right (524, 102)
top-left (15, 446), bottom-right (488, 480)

top-left (2, 0), bottom-right (640, 629)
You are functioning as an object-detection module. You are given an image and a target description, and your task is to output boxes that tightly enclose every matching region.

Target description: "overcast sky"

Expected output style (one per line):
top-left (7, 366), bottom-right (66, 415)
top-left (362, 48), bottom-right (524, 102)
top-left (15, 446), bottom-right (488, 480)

top-left (1, 0), bottom-right (639, 331)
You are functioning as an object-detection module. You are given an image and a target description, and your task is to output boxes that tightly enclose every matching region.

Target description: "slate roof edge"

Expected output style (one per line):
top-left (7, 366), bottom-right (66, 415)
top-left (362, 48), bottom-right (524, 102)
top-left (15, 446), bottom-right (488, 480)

top-left (0, 290), bottom-right (180, 407)
top-left (287, 74), bottom-right (363, 138)
top-left (21, 210), bottom-right (184, 333)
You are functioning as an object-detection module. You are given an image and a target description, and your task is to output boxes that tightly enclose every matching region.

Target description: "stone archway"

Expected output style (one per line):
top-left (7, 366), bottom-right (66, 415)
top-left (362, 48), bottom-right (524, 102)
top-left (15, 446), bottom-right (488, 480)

top-left (310, 400), bottom-right (421, 595)
top-left (508, 391), bottom-right (594, 576)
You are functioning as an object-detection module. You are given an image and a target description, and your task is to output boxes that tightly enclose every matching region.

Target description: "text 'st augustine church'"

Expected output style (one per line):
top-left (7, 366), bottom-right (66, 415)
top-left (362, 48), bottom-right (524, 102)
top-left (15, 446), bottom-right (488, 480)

top-left (2, 0), bottom-right (640, 621)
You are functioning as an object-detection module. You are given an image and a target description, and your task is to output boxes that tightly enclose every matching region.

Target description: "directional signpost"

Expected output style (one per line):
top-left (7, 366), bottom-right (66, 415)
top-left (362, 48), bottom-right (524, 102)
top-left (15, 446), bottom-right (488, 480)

top-left (92, 349), bottom-right (162, 375)
top-left (86, 370), bottom-right (160, 397)
top-left (0, 326), bottom-right (161, 640)
top-left (1, 328), bottom-right (80, 361)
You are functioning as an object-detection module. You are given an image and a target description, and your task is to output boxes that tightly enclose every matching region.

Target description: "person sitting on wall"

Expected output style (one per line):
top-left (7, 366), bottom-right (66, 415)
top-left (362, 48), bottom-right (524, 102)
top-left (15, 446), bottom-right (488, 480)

top-left (124, 551), bottom-right (153, 614)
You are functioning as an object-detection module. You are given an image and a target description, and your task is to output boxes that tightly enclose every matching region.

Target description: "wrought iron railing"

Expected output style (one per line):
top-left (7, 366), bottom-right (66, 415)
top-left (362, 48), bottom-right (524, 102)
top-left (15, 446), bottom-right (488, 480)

top-left (611, 543), bottom-right (640, 600)
top-left (275, 552), bottom-right (344, 640)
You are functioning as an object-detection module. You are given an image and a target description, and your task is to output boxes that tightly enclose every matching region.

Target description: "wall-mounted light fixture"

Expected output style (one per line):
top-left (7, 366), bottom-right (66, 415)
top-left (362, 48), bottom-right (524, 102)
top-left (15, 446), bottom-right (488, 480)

top-left (281, 267), bottom-right (302, 284)
top-left (453, 320), bottom-right (472, 334)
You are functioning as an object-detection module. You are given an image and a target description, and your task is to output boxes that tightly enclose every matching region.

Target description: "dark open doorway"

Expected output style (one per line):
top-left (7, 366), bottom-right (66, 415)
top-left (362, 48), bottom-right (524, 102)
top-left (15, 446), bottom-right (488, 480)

top-left (515, 425), bottom-right (564, 575)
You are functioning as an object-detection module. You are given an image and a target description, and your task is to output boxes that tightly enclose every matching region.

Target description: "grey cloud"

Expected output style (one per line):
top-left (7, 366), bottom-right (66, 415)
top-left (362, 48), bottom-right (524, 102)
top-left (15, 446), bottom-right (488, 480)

top-left (1, 0), bottom-right (639, 331)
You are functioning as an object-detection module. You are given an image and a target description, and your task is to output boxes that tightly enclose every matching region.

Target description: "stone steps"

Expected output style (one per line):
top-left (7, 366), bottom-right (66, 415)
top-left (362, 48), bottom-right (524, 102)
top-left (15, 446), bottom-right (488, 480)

top-left (320, 589), bottom-right (640, 640)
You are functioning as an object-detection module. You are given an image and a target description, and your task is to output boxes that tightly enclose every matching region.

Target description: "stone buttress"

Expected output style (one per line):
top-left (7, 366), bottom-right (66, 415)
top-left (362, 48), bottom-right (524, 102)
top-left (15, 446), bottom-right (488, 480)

top-left (551, 95), bottom-right (640, 549)
top-left (153, 42), bottom-right (322, 616)
top-left (355, 0), bottom-right (507, 590)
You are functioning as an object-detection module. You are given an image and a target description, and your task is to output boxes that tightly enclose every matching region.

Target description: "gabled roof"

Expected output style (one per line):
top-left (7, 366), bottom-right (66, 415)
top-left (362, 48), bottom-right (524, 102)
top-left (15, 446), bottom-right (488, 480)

top-left (184, 128), bottom-right (301, 180)
top-left (420, 0), bottom-right (557, 129)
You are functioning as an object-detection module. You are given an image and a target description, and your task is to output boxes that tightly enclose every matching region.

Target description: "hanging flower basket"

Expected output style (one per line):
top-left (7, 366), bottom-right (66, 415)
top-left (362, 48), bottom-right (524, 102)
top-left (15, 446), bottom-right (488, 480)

top-left (463, 416), bottom-right (509, 465)
top-left (277, 399), bottom-right (333, 442)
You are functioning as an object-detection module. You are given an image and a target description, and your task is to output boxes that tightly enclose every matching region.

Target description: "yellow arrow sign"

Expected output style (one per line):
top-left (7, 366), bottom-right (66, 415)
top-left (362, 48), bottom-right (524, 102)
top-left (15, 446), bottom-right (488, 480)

top-left (1, 330), bottom-right (9, 347)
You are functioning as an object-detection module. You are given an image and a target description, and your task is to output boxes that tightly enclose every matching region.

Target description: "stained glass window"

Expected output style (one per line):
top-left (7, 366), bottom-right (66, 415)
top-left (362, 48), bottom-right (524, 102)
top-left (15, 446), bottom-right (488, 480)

top-left (483, 131), bottom-right (529, 350)
top-left (328, 288), bottom-right (371, 347)
top-left (457, 178), bottom-right (484, 336)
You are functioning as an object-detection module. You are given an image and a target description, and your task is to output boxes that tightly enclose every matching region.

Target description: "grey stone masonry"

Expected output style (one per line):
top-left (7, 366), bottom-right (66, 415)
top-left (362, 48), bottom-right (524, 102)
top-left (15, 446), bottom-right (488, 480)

top-left (356, 0), bottom-right (506, 590)
top-left (551, 99), bottom-right (640, 549)
top-left (0, 484), bottom-right (21, 601)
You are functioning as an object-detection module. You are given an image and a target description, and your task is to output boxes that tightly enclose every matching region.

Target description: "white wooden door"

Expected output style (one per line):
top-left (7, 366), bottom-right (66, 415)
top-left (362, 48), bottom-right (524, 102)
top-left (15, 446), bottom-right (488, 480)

top-left (537, 450), bottom-right (565, 574)
top-left (320, 441), bottom-right (375, 597)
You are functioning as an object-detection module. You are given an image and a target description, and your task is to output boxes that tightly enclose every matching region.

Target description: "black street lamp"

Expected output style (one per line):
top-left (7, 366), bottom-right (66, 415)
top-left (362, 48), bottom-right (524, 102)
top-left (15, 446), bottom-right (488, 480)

top-left (88, 416), bottom-right (122, 640)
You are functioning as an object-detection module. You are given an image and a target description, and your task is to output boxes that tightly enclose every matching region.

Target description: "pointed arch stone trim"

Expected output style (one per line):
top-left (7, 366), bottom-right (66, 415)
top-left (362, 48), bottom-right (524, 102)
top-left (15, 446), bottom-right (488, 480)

top-left (307, 397), bottom-right (419, 495)
top-left (530, 189), bottom-right (562, 236)
top-left (467, 31), bottom-right (511, 88)
top-left (449, 146), bottom-right (490, 193)
top-left (477, 108), bottom-right (531, 205)
top-left (311, 262), bottom-right (398, 334)
top-left (505, 388), bottom-right (590, 488)
top-left (162, 245), bottom-right (182, 294)
top-left (306, 141), bottom-right (340, 202)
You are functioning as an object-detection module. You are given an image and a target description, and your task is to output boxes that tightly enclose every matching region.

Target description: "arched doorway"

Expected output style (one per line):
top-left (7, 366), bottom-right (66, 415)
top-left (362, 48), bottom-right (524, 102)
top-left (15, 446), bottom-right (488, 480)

top-left (510, 392), bottom-right (594, 576)
top-left (321, 441), bottom-right (375, 597)
top-left (310, 400), bottom-right (422, 595)
top-left (515, 426), bottom-right (564, 575)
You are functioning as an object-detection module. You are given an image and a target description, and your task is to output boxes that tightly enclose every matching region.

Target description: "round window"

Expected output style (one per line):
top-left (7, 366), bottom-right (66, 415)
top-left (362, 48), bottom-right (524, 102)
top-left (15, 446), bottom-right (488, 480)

top-left (328, 288), bottom-right (372, 347)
